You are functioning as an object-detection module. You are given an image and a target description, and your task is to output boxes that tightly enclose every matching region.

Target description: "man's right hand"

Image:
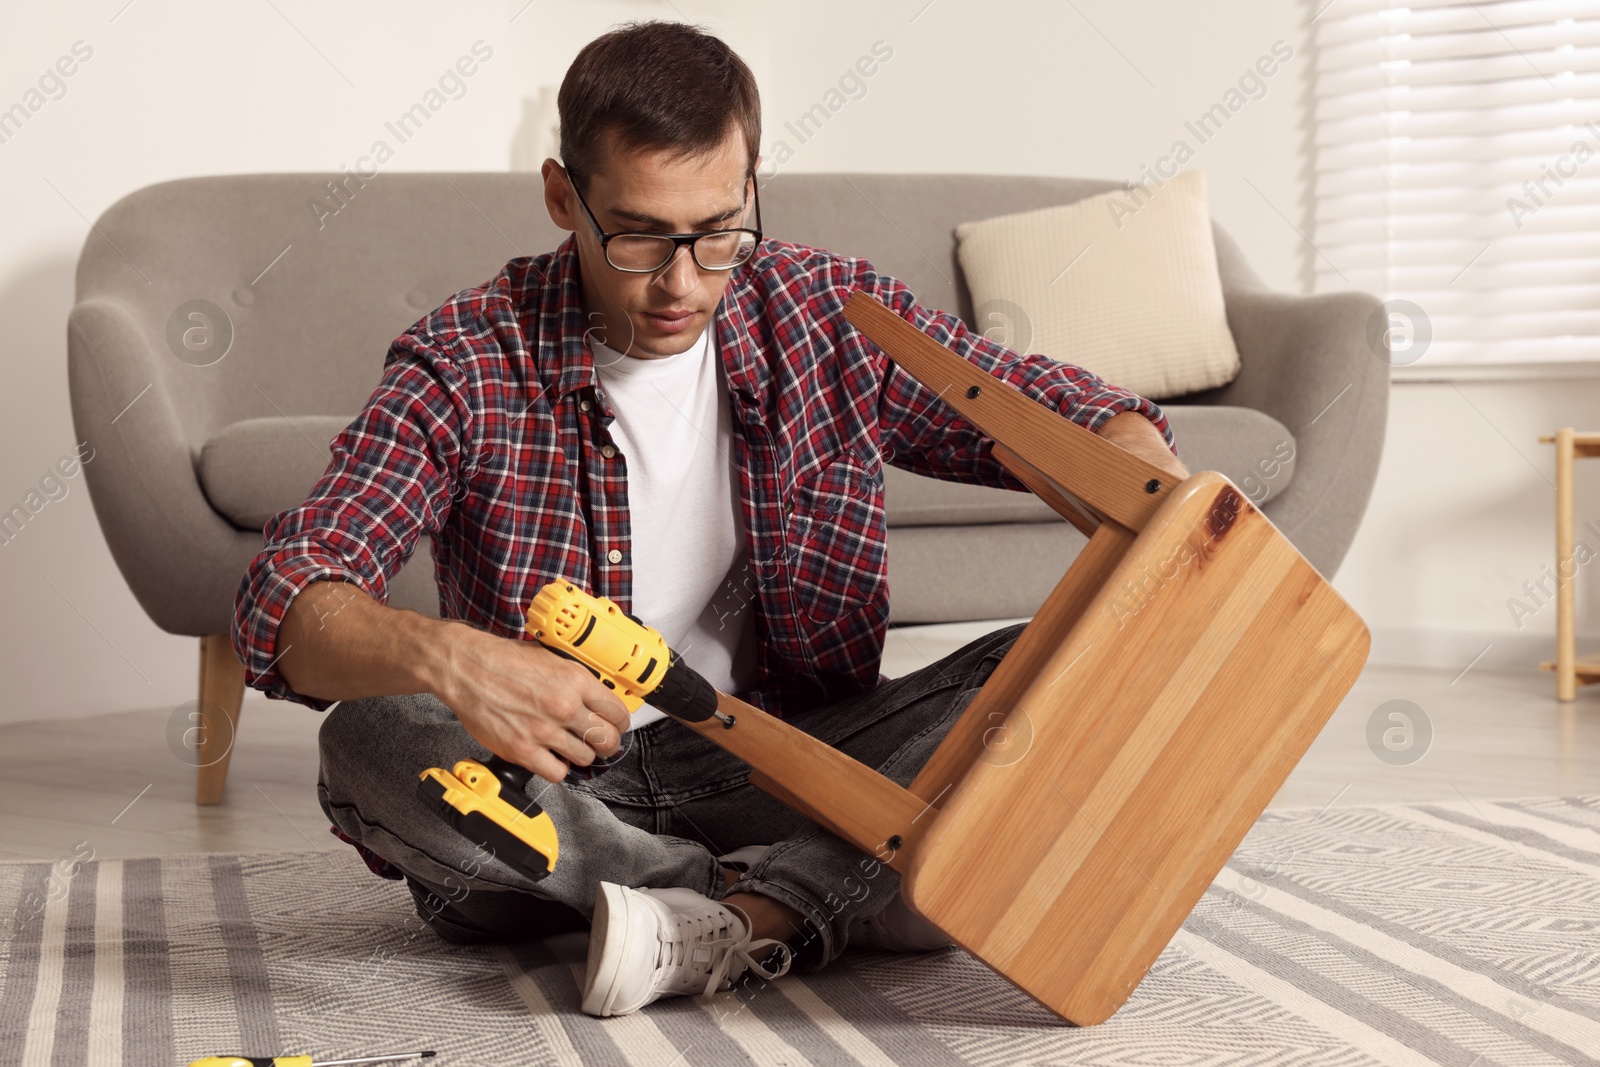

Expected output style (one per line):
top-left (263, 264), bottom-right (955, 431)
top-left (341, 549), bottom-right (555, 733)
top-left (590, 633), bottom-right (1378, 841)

top-left (274, 579), bottom-right (634, 786)
top-left (433, 623), bottom-right (634, 784)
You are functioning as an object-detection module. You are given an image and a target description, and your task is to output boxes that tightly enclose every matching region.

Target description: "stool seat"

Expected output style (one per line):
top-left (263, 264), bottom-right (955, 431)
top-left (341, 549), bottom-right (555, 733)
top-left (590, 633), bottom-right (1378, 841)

top-left (672, 292), bottom-right (1371, 1025)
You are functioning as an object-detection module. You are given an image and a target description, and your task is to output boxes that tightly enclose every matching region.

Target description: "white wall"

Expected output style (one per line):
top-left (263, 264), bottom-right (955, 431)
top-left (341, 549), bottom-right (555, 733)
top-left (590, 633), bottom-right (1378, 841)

top-left (0, 1), bottom-right (510, 724)
top-left (1342, 376), bottom-right (1600, 676)
top-left (6, 0), bottom-right (1544, 728)
top-left (497, 0), bottom-right (1310, 289)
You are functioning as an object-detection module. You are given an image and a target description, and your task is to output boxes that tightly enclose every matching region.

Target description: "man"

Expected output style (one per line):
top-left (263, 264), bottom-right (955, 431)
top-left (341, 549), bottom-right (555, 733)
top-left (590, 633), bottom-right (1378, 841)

top-left (232, 21), bottom-right (1185, 1018)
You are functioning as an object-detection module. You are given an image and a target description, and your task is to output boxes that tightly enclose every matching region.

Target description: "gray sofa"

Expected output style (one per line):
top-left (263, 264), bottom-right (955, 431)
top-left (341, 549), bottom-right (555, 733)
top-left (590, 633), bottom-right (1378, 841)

top-left (67, 172), bottom-right (1388, 799)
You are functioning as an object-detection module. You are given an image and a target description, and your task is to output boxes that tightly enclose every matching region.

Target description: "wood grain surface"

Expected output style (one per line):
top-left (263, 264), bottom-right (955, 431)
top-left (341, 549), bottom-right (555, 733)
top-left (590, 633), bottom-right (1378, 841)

top-left (903, 472), bottom-right (1370, 1024)
top-left (682, 291), bottom-right (1370, 1024)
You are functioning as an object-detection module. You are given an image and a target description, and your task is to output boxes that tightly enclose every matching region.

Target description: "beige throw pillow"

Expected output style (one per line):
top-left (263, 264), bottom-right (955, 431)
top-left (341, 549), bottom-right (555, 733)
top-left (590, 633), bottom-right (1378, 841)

top-left (954, 168), bottom-right (1240, 400)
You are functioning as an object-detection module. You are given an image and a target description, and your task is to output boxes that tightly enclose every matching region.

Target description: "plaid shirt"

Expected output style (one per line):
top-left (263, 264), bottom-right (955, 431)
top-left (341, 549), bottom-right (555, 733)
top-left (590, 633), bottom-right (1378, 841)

top-left (232, 233), bottom-right (1171, 767)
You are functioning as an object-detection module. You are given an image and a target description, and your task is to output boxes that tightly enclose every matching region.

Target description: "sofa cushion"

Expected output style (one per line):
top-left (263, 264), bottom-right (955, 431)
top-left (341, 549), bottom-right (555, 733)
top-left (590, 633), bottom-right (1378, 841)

top-left (888, 522), bottom-right (1089, 624)
top-left (954, 169), bottom-right (1241, 400)
top-left (200, 405), bottom-right (1296, 534)
top-left (198, 415), bottom-right (352, 530)
top-left (198, 414), bottom-right (443, 618)
top-left (1163, 404), bottom-right (1296, 506)
top-left (884, 404), bottom-right (1296, 525)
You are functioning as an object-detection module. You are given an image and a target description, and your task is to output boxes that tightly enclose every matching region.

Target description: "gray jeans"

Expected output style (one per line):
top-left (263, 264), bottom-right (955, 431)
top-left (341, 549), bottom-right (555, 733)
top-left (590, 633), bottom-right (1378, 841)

top-left (316, 621), bottom-right (1026, 970)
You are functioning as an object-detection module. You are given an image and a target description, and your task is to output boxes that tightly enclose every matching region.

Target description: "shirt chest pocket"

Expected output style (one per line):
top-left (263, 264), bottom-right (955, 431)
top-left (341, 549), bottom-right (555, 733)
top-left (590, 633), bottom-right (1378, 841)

top-left (786, 449), bottom-right (888, 625)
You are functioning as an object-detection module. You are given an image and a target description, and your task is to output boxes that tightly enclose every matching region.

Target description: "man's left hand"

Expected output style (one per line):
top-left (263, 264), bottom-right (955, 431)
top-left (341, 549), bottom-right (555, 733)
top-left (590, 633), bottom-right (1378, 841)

top-left (1097, 410), bottom-right (1190, 483)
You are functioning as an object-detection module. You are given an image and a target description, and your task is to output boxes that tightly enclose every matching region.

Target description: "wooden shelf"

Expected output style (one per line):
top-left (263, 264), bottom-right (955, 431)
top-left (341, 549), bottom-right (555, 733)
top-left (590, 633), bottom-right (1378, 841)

top-left (1544, 429), bottom-right (1589, 700)
top-left (1540, 656), bottom-right (1600, 683)
top-left (1539, 432), bottom-right (1600, 458)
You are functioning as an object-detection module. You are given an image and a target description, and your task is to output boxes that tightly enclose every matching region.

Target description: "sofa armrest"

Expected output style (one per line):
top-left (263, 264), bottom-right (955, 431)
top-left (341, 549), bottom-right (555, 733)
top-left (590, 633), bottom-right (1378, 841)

top-left (68, 298), bottom-right (262, 636)
top-left (1200, 288), bottom-right (1389, 579)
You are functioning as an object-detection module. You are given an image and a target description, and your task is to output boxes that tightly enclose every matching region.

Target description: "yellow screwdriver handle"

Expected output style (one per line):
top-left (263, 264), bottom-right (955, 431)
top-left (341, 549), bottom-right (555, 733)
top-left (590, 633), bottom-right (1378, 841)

top-left (187, 1057), bottom-right (313, 1066)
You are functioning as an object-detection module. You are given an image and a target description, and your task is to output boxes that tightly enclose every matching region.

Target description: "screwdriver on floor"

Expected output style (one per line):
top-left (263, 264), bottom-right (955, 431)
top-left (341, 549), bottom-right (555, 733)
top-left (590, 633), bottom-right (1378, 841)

top-left (187, 1052), bottom-right (435, 1067)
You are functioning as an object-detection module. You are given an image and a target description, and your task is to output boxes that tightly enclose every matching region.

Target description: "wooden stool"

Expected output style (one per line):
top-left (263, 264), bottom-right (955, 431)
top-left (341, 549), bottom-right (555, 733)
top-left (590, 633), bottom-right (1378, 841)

top-left (676, 292), bottom-right (1370, 1024)
top-left (1538, 427), bottom-right (1600, 700)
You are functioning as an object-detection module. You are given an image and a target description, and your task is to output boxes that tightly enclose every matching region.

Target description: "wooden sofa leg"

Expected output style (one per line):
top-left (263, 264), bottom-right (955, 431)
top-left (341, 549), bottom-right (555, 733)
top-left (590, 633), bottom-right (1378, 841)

top-left (195, 634), bottom-right (245, 805)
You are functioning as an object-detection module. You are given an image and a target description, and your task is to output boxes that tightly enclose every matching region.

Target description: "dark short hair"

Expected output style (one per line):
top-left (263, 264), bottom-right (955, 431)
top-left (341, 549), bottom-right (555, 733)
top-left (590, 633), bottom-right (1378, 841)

top-left (558, 21), bottom-right (761, 188)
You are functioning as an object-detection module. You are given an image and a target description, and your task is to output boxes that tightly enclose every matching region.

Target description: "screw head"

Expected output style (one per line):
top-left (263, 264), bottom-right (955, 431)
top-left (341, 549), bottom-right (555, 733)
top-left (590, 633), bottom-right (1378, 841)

top-left (966, 385), bottom-right (981, 399)
top-left (1145, 478), bottom-right (1162, 493)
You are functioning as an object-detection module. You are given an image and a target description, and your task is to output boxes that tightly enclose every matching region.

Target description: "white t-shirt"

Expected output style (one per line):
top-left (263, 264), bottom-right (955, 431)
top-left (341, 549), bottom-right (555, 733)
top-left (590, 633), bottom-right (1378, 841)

top-left (591, 327), bottom-right (757, 730)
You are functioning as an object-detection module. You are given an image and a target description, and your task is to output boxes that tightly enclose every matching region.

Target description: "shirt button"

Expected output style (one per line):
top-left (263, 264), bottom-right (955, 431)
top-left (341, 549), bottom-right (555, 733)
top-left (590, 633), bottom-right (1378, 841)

top-left (601, 444), bottom-right (617, 458)
top-left (607, 548), bottom-right (623, 564)
top-left (579, 399), bottom-right (592, 412)
top-left (784, 500), bottom-right (795, 515)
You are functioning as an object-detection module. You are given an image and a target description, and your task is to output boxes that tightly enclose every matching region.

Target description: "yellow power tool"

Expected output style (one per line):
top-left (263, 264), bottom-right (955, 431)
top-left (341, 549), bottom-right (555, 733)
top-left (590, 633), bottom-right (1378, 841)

top-left (187, 1052), bottom-right (434, 1067)
top-left (418, 578), bottom-right (730, 882)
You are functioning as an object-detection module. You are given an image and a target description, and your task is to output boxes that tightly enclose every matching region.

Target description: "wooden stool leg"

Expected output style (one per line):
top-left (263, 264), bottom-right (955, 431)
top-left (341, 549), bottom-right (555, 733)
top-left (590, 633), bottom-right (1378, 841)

top-left (196, 634), bottom-right (245, 805)
top-left (1558, 427), bottom-right (1576, 702)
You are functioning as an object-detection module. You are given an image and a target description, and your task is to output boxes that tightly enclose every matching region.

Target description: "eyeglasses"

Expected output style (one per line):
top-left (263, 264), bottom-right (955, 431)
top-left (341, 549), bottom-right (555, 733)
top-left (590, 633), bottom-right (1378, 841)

top-left (568, 171), bottom-right (762, 273)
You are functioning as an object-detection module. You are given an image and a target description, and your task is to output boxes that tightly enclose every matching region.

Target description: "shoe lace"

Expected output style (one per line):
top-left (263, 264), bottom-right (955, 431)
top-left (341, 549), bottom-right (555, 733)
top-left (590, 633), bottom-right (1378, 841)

top-left (657, 901), bottom-right (794, 996)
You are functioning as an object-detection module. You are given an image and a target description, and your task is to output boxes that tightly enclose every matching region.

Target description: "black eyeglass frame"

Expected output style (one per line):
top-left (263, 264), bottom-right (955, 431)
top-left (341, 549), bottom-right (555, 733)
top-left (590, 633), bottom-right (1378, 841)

top-left (567, 169), bottom-right (763, 274)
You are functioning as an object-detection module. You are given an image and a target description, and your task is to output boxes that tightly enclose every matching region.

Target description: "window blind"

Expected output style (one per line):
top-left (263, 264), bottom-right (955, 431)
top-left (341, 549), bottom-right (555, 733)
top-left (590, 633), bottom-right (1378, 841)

top-left (1312, 0), bottom-right (1600, 368)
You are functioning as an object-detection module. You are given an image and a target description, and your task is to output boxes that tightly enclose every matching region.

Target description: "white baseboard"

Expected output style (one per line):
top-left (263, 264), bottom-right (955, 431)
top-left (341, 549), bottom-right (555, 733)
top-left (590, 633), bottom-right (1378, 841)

top-left (1367, 626), bottom-right (1565, 676)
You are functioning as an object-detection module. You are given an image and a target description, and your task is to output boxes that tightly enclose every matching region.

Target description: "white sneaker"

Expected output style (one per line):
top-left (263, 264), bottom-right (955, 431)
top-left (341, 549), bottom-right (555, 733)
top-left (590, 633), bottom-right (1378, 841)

top-left (716, 846), bottom-right (953, 953)
top-left (581, 881), bottom-right (793, 1017)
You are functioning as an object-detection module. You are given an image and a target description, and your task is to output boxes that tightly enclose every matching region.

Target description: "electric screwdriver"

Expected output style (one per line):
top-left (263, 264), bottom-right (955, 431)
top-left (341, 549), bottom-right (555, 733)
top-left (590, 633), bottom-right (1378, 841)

top-left (187, 1051), bottom-right (433, 1067)
top-left (418, 578), bottom-right (730, 881)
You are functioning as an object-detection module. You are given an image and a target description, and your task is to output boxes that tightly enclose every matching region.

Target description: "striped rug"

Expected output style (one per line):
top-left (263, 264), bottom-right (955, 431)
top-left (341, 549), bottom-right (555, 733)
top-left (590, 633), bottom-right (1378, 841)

top-left (3, 795), bottom-right (1599, 1066)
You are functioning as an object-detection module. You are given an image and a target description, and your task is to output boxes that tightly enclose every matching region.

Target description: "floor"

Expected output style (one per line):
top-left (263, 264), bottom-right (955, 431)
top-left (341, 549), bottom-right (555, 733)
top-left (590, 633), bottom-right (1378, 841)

top-left (1, 617), bottom-right (1597, 863)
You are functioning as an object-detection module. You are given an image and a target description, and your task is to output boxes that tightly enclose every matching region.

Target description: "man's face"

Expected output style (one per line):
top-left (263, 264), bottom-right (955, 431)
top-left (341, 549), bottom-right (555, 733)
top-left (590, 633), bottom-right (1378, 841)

top-left (542, 126), bottom-right (755, 360)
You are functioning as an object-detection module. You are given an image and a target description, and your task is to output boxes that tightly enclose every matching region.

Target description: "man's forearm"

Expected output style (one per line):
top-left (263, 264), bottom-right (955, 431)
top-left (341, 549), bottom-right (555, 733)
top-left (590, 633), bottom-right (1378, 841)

top-left (1097, 409), bottom-right (1189, 481)
top-left (275, 579), bottom-right (456, 703)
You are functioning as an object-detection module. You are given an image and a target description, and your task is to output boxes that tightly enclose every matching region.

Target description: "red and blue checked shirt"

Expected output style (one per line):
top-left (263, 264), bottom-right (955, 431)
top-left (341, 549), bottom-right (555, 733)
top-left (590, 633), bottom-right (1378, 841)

top-left (232, 232), bottom-right (1172, 769)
